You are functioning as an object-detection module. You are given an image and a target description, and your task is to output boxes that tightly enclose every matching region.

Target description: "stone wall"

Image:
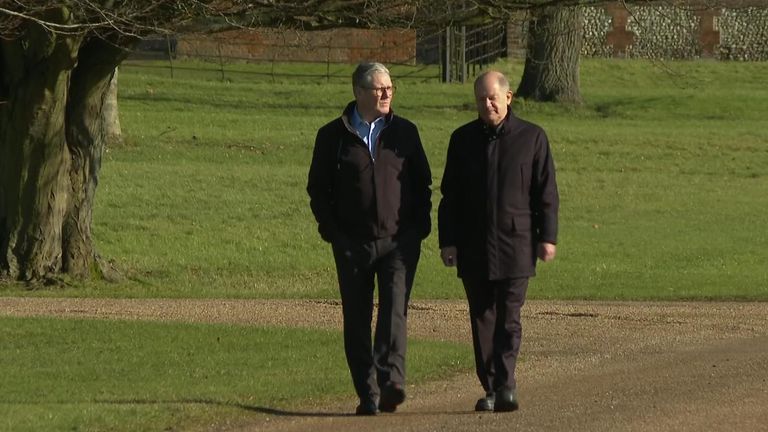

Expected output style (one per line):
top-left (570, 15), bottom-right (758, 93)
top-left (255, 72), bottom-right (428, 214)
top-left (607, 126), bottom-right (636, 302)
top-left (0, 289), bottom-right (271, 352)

top-left (718, 7), bottom-right (768, 60)
top-left (577, 1), bottom-right (768, 60)
top-left (624, 5), bottom-right (701, 59)
top-left (582, 5), bottom-right (614, 57)
top-left (176, 27), bottom-right (417, 64)
top-left (171, 2), bottom-right (766, 64)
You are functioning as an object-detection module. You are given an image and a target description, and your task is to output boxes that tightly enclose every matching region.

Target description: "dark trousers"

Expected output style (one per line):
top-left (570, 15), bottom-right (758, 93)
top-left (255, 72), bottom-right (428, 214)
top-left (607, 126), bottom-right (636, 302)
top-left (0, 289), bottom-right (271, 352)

top-left (462, 277), bottom-right (529, 392)
top-left (331, 232), bottom-right (421, 400)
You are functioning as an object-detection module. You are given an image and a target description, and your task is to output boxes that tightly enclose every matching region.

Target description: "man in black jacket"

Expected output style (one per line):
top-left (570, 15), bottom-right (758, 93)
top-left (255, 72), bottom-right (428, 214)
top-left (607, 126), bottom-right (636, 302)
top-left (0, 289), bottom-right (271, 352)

top-left (438, 70), bottom-right (559, 413)
top-left (307, 62), bottom-right (432, 415)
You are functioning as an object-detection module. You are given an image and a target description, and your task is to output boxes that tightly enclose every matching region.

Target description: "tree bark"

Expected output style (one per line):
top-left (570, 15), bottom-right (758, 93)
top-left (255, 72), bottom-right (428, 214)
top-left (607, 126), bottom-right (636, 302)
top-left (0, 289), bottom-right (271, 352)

top-left (63, 37), bottom-right (130, 279)
top-left (103, 68), bottom-right (123, 148)
top-left (0, 9), bottom-right (81, 281)
top-left (516, 5), bottom-right (584, 104)
top-left (0, 9), bottom-right (131, 282)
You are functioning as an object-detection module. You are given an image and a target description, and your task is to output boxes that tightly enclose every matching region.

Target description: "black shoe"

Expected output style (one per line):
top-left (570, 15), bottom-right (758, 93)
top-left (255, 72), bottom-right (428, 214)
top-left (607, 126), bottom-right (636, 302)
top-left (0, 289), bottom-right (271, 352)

top-left (494, 387), bottom-right (519, 412)
top-left (379, 383), bottom-right (406, 413)
top-left (355, 397), bottom-right (379, 416)
top-left (474, 391), bottom-right (495, 412)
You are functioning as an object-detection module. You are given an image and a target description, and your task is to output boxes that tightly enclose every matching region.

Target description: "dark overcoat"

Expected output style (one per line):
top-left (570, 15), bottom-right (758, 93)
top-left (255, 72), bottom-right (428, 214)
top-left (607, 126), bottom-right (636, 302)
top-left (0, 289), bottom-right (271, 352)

top-left (308, 101), bottom-right (432, 243)
top-left (438, 110), bottom-right (559, 280)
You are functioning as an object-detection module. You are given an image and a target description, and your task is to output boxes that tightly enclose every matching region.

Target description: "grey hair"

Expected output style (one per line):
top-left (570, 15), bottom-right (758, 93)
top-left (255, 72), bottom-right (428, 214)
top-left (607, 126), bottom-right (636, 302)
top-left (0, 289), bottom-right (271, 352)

top-left (474, 71), bottom-right (510, 93)
top-left (352, 62), bottom-right (391, 88)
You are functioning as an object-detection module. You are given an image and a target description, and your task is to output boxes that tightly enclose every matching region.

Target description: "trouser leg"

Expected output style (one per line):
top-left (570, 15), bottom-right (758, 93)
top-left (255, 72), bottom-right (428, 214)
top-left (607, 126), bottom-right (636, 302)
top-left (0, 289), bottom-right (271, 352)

top-left (332, 240), bottom-right (378, 400)
top-left (373, 234), bottom-right (421, 387)
top-left (463, 278), bottom-right (497, 393)
top-left (493, 277), bottom-right (528, 390)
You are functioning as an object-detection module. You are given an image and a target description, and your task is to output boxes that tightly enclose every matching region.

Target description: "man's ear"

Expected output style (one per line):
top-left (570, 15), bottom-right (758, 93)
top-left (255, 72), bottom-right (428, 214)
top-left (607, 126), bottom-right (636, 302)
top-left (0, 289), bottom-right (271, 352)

top-left (507, 90), bottom-right (514, 105)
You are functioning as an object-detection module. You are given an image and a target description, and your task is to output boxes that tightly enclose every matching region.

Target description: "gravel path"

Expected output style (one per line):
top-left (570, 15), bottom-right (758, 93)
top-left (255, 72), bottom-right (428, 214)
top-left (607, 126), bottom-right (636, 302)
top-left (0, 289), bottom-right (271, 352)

top-left (2, 297), bottom-right (767, 431)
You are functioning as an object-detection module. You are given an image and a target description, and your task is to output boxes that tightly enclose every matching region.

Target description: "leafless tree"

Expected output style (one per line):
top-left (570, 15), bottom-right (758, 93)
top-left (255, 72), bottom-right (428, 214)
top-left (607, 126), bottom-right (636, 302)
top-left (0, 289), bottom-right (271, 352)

top-left (3, 0), bottom-right (723, 283)
top-left (0, 1), bottom-right (428, 283)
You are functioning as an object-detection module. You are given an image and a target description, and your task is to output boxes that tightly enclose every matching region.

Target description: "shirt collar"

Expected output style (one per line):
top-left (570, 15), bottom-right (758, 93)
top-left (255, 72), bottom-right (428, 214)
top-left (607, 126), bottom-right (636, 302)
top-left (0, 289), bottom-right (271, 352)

top-left (351, 106), bottom-right (365, 128)
top-left (352, 105), bottom-right (384, 128)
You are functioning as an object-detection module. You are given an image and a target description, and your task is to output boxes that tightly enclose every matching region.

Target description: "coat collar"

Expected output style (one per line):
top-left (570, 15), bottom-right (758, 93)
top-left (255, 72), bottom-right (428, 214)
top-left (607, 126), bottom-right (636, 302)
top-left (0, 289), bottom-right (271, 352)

top-left (477, 106), bottom-right (522, 138)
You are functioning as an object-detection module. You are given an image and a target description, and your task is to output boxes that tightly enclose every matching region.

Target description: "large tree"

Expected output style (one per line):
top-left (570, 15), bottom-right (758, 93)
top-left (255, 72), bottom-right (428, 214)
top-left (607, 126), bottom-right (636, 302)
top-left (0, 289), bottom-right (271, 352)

top-left (515, 4), bottom-right (584, 103)
top-left (0, 3), bottom-right (147, 282)
top-left (471, 0), bottom-right (591, 103)
top-left (0, 1), bottom-right (421, 283)
top-left (0, 0), bottom-right (605, 283)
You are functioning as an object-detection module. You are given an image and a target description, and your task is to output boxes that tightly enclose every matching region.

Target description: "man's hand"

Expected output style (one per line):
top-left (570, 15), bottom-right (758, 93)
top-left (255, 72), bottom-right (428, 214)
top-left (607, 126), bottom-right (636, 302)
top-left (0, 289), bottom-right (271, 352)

top-left (537, 242), bottom-right (556, 262)
top-left (440, 246), bottom-right (458, 267)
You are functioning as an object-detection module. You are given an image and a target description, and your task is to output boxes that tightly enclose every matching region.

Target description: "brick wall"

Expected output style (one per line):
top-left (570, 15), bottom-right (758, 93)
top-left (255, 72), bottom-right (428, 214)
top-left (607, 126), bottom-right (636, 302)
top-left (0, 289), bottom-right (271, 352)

top-left (176, 27), bottom-right (417, 64)
top-left (172, 2), bottom-right (766, 64)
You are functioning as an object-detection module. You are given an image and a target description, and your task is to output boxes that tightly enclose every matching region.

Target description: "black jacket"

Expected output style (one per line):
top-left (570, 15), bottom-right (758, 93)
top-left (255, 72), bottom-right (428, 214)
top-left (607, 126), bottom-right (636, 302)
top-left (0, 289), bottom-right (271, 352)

top-left (438, 110), bottom-right (559, 280)
top-left (307, 101), bottom-right (432, 243)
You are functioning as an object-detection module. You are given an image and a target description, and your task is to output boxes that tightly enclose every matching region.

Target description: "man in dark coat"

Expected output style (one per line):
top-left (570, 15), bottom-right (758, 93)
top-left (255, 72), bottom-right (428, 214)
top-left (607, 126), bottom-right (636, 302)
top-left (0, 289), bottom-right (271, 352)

top-left (307, 62), bottom-right (432, 415)
top-left (438, 70), bottom-right (559, 412)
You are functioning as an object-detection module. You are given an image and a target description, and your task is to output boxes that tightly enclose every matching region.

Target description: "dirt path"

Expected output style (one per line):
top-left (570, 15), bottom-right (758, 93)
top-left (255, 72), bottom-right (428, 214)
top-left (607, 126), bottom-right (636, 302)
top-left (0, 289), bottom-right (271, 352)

top-left (2, 298), bottom-right (767, 431)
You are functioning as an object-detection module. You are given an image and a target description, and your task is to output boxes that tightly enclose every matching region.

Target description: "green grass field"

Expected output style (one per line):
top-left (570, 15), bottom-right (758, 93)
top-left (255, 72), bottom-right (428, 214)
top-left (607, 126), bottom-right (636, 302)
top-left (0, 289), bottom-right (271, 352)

top-left (1, 58), bottom-right (767, 431)
top-left (0, 316), bottom-right (470, 431)
top-left (11, 57), bottom-right (763, 301)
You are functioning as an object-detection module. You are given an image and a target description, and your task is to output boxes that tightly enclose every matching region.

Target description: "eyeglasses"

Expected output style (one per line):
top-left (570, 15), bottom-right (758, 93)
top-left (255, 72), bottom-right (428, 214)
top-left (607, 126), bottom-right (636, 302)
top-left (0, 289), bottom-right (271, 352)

top-left (360, 85), bottom-right (395, 96)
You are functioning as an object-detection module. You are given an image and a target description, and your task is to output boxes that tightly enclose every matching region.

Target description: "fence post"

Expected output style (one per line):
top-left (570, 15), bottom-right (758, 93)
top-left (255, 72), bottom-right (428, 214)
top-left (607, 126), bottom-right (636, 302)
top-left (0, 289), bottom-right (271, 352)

top-left (272, 30), bottom-right (283, 83)
top-left (461, 26), bottom-right (467, 83)
top-left (438, 29), bottom-right (443, 82)
top-left (166, 34), bottom-right (174, 79)
top-left (326, 34), bottom-right (332, 83)
top-left (217, 41), bottom-right (225, 81)
top-left (271, 50), bottom-right (277, 83)
top-left (444, 26), bottom-right (452, 83)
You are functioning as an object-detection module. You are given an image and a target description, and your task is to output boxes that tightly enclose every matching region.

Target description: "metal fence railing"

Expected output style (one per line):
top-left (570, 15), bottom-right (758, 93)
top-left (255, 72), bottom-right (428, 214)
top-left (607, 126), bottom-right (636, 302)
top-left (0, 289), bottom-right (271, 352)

top-left (124, 24), bottom-right (509, 84)
top-left (440, 23), bottom-right (508, 83)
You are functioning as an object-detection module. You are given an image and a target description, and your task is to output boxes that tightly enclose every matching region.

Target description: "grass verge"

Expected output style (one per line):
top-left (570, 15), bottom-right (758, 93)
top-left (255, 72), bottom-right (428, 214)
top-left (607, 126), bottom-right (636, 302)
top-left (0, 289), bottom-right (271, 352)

top-left (0, 316), bottom-right (471, 431)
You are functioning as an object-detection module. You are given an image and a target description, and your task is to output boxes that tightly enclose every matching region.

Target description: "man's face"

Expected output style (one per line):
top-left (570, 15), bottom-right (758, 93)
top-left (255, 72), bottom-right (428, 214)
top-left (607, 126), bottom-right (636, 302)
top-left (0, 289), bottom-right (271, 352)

top-left (475, 75), bottom-right (512, 127)
top-left (353, 72), bottom-right (394, 121)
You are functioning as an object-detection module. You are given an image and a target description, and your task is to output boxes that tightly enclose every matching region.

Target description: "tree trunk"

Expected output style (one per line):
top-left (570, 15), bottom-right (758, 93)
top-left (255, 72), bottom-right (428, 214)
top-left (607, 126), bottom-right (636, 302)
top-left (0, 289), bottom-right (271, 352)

top-left (63, 37), bottom-right (130, 279)
top-left (103, 68), bottom-right (123, 147)
top-left (0, 9), bottom-right (81, 282)
top-left (516, 6), bottom-right (584, 104)
top-left (0, 9), bottom-right (131, 283)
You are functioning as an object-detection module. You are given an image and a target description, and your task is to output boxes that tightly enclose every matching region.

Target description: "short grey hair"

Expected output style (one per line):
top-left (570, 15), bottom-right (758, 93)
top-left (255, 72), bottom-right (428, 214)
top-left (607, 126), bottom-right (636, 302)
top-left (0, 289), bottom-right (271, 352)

top-left (474, 71), bottom-right (510, 93)
top-left (352, 62), bottom-right (391, 88)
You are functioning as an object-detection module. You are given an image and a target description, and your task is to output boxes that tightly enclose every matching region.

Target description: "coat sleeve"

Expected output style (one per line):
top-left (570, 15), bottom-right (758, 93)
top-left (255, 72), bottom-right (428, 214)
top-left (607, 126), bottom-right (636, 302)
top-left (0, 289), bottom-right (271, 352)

top-left (407, 126), bottom-right (433, 240)
top-left (437, 131), bottom-right (460, 248)
top-left (307, 126), bottom-right (340, 243)
top-left (531, 129), bottom-right (559, 244)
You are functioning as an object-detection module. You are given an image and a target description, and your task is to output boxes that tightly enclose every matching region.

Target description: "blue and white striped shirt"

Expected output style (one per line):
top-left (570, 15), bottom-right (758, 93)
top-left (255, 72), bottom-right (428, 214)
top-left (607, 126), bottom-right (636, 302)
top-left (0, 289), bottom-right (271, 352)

top-left (351, 107), bottom-right (385, 160)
